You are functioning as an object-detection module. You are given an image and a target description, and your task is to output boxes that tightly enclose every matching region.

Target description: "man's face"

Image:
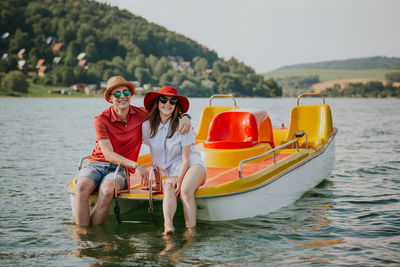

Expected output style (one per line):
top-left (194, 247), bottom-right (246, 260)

top-left (110, 86), bottom-right (132, 108)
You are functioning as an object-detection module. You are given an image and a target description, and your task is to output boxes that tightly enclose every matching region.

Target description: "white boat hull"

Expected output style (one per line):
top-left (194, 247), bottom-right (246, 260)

top-left (195, 136), bottom-right (336, 221)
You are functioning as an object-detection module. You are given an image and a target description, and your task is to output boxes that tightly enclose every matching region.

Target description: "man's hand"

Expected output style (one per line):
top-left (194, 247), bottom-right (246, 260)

top-left (178, 115), bottom-right (191, 134)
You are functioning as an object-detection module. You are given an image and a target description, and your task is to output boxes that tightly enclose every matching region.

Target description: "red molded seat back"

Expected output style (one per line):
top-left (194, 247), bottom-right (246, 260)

top-left (204, 112), bottom-right (258, 149)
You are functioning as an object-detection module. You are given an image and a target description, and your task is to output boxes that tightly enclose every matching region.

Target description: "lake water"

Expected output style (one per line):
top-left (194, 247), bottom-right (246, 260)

top-left (0, 97), bottom-right (399, 266)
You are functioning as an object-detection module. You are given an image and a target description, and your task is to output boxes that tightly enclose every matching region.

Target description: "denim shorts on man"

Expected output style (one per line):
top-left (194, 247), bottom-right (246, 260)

top-left (77, 161), bottom-right (127, 190)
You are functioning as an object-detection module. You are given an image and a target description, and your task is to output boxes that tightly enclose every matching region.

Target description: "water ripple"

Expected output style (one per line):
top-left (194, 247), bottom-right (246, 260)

top-left (1, 98), bottom-right (400, 266)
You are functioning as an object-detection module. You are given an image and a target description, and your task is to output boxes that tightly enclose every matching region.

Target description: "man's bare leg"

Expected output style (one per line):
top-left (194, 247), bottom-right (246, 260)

top-left (90, 180), bottom-right (117, 226)
top-left (75, 177), bottom-right (95, 226)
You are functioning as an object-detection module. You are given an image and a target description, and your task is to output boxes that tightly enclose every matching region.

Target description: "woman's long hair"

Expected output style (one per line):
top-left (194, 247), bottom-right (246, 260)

top-left (147, 96), bottom-right (182, 138)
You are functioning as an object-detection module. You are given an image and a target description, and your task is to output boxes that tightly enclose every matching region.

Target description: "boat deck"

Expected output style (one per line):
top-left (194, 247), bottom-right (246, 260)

top-left (121, 153), bottom-right (292, 197)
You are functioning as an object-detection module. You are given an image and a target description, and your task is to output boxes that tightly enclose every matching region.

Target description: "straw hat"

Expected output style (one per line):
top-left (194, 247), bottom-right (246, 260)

top-left (104, 76), bottom-right (135, 103)
top-left (144, 86), bottom-right (189, 113)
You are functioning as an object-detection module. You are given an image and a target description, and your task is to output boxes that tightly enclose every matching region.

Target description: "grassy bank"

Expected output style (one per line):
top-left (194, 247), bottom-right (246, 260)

top-left (0, 80), bottom-right (92, 98)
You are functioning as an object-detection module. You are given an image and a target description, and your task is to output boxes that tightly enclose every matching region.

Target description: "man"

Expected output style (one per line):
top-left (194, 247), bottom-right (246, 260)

top-left (75, 76), bottom-right (192, 226)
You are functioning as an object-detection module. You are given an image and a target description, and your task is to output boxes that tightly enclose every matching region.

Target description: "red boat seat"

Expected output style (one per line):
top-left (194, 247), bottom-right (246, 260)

top-left (204, 109), bottom-right (274, 149)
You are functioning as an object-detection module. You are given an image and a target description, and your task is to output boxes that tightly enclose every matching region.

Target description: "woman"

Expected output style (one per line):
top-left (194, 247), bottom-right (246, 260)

top-left (142, 86), bottom-right (206, 234)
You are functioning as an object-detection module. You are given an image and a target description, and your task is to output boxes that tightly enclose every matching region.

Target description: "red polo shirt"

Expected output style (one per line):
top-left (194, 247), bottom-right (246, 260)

top-left (89, 105), bottom-right (148, 174)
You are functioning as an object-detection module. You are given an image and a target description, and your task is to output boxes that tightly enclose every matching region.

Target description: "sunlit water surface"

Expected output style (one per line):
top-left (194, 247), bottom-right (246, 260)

top-left (0, 97), bottom-right (399, 266)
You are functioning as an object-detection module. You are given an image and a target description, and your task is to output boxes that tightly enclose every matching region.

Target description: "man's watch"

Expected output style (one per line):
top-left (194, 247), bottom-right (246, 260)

top-left (181, 113), bottom-right (192, 120)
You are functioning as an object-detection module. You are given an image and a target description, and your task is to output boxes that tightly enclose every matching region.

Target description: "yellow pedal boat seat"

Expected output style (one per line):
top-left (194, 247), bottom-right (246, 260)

top-left (285, 104), bottom-right (334, 148)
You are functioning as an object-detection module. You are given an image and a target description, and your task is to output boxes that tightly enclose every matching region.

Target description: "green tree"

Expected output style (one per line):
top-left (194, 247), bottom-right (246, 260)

top-left (134, 67), bottom-right (152, 84)
top-left (146, 55), bottom-right (158, 71)
top-left (180, 80), bottom-right (198, 96)
top-left (193, 56), bottom-right (208, 73)
top-left (0, 55), bottom-right (18, 72)
top-left (265, 78), bottom-right (283, 97)
top-left (8, 28), bottom-right (26, 53)
top-left (53, 65), bottom-right (74, 85)
top-left (1, 70), bottom-right (29, 93)
top-left (127, 54), bottom-right (146, 77)
top-left (385, 72), bottom-right (400, 82)
top-left (64, 42), bottom-right (80, 66)
top-left (73, 66), bottom-right (87, 83)
top-left (85, 42), bottom-right (98, 61)
top-left (212, 60), bottom-right (229, 78)
top-left (159, 69), bottom-right (176, 85)
top-left (217, 73), bottom-right (242, 95)
top-left (200, 79), bottom-right (217, 96)
top-left (153, 57), bottom-right (172, 78)
top-left (76, 23), bottom-right (96, 44)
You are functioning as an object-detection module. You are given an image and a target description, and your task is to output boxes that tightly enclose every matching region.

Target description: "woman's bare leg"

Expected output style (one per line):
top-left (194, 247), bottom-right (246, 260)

top-left (162, 177), bottom-right (178, 234)
top-left (179, 165), bottom-right (206, 228)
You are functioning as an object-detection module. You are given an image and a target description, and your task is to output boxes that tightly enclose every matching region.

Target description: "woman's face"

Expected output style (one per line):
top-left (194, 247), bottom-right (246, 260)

top-left (158, 95), bottom-right (177, 118)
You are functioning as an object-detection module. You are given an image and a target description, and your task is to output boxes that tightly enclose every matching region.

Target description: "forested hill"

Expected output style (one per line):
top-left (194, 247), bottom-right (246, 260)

top-left (276, 56), bottom-right (400, 71)
top-left (0, 0), bottom-right (282, 97)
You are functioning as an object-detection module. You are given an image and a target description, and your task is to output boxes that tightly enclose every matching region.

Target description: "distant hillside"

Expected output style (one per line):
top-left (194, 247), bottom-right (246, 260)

top-left (263, 68), bottom-right (399, 82)
top-left (0, 0), bottom-right (281, 97)
top-left (262, 57), bottom-right (400, 97)
top-left (276, 56), bottom-right (400, 71)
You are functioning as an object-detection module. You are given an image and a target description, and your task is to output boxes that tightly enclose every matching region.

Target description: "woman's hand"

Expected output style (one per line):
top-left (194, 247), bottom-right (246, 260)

top-left (135, 164), bottom-right (149, 187)
top-left (175, 178), bottom-right (182, 197)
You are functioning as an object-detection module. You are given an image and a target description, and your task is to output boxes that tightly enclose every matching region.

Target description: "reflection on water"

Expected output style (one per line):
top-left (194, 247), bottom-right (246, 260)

top-left (159, 228), bottom-right (197, 265)
top-left (70, 222), bottom-right (198, 265)
top-left (1, 98), bottom-right (399, 266)
top-left (275, 180), bottom-right (344, 264)
top-left (280, 200), bottom-right (346, 264)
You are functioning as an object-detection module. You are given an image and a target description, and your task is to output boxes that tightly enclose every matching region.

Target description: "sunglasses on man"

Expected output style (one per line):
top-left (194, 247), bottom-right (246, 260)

top-left (112, 89), bottom-right (130, 98)
top-left (159, 95), bottom-right (178, 105)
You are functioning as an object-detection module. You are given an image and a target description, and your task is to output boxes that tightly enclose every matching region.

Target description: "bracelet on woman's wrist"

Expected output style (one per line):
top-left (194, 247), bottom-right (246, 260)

top-left (180, 113), bottom-right (192, 120)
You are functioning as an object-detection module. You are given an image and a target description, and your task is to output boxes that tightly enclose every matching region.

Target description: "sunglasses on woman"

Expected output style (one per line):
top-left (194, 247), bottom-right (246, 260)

top-left (159, 95), bottom-right (178, 105)
top-left (112, 89), bottom-right (130, 98)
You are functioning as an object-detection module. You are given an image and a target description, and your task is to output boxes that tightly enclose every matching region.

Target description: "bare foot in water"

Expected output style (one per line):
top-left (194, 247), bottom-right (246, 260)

top-left (163, 225), bottom-right (175, 235)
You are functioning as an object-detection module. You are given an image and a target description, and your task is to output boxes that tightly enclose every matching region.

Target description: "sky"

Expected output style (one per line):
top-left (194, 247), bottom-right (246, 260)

top-left (100, 0), bottom-right (400, 73)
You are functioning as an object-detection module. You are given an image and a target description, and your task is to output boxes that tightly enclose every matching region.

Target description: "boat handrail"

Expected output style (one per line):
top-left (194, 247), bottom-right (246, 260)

top-left (297, 93), bottom-right (325, 106)
top-left (209, 94), bottom-right (237, 107)
top-left (113, 164), bottom-right (159, 224)
top-left (148, 165), bottom-right (161, 222)
top-left (114, 164), bottom-right (122, 223)
top-left (238, 139), bottom-right (299, 179)
top-left (78, 156), bottom-right (90, 170)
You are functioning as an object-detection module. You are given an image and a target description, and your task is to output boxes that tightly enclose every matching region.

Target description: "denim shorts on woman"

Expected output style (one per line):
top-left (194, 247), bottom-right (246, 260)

top-left (77, 161), bottom-right (127, 190)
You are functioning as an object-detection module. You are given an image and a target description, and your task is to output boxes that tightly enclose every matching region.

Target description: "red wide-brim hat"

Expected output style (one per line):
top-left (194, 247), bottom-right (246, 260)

top-left (144, 86), bottom-right (189, 113)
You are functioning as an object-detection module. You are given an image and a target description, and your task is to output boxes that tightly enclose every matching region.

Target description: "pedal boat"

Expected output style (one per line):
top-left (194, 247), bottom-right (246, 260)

top-left (65, 93), bottom-right (337, 221)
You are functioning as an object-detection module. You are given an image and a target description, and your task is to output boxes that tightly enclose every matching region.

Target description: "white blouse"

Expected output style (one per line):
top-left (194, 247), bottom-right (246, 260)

top-left (142, 119), bottom-right (205, 177)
